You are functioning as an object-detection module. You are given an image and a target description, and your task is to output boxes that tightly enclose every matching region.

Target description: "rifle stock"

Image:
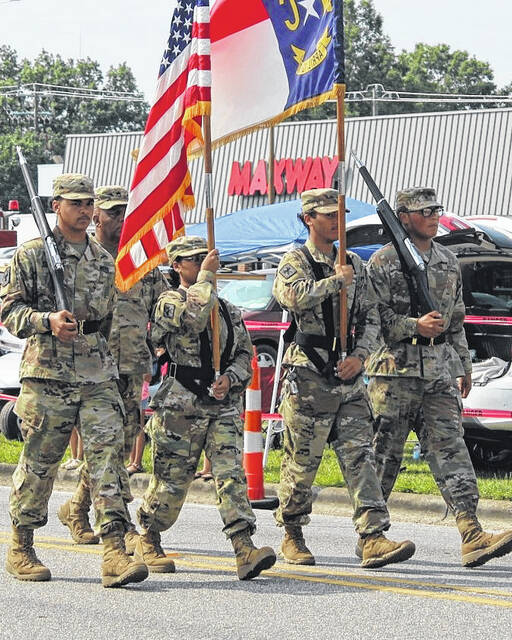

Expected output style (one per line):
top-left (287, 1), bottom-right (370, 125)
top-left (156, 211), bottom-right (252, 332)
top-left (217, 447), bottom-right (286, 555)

top-left (16, 147), bottom-right (71, 312)
top-left (351, 151), bottom-right (436, 314)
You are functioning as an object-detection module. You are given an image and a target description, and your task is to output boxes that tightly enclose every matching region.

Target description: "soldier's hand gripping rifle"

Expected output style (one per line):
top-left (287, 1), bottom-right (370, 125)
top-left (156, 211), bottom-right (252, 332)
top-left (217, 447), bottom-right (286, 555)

top-left (16, 146), bottom-right (71, 312)
top-left (351, 151), bottom-right (436, 314)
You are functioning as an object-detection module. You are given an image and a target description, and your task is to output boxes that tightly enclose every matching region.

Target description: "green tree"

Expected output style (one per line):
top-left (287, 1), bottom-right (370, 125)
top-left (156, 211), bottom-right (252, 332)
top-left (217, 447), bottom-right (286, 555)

top-left (395, 43), bottom-right (497, 112)
top-left (0, 47), bottom-right (149, 209)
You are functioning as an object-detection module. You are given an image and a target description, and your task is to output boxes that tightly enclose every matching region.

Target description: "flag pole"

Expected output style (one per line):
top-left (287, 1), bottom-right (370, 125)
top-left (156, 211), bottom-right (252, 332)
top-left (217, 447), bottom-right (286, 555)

top-left (202, 113), bottom-right (221, 378)
top-left (336, 84), bottom-right (347, 358)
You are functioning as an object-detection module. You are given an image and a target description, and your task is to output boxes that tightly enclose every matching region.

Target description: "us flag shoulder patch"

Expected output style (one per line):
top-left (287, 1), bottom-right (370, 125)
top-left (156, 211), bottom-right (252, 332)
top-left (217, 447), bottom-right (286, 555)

top-left (163, 303), bottom-right (176, 320)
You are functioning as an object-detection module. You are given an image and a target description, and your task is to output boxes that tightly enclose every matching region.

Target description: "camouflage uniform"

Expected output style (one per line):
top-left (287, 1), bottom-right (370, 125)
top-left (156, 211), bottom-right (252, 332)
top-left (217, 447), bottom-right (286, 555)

top-left (366, 187), bottom-right (478, 515)
top-left (70, 186), bottom-right (168, 508)
top-left (137, 237), bottom-right (257, 539)
top-left (273, 230), bottom-right (390, 536)
top-left (94, 186), bottom-right (168, 479)
top-left (1, 175), bottom-right (130, 536)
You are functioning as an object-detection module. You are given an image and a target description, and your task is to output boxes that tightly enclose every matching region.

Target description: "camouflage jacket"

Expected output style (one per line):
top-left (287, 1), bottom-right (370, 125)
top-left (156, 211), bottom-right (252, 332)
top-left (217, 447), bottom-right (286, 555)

top-left (365, 241), bottom-right (471, 380)
top-left (95, 237), bottom-right (168, 375)
top-left (150, 269), bottom-right (253, 413)
top-left (273, 237), bottom-right (378, 372)
top-left (0, 227), bottom-right (118, 384)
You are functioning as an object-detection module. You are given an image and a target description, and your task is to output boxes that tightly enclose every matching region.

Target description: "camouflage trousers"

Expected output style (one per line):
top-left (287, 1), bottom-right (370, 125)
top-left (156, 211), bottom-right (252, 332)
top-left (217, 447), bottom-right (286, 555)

top-left (368, 376), bottom-right (479, 515)
top-left (137, 404), bottom-right (256, 538)
top-left (275, 367), bottom-right (390, 535)
top-left (11, 378), bottom-right (130, 536)
top-left (76, 373), bottom-right (143, 503)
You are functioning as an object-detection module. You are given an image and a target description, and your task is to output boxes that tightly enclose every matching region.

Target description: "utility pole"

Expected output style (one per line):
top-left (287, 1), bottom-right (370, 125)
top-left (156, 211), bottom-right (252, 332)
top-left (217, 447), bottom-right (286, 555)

top-left (33, 84), bottom-right (38, 132)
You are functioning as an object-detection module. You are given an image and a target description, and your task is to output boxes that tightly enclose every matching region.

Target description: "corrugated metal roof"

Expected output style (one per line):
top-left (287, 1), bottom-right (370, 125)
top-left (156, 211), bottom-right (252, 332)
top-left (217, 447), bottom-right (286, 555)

top-left (63, 107), bottom-right (512, 221)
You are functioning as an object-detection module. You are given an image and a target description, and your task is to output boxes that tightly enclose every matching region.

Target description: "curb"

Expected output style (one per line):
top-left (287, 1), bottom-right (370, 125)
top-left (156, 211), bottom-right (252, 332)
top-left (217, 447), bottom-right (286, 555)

top-left (0, 463), bottom-right (510, 528)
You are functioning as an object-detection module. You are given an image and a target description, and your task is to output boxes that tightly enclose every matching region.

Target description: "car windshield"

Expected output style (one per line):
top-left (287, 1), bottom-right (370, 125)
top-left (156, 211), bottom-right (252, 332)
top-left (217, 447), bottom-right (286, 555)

top-left (462, 261), bottom-right (512, 310)
top-left (220, 276), bottom-right (275, 310)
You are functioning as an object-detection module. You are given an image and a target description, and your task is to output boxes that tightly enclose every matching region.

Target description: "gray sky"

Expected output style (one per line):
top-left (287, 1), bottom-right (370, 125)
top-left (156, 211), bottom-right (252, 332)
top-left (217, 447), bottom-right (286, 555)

top-left (1, 0), bottom-right (510, 103)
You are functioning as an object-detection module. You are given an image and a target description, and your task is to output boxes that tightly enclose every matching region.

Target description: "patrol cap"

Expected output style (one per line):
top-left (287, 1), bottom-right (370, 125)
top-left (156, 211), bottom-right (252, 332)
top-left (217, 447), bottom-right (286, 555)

top-left (53, 173), bottom-right (94, 200)
top-left (301, 188), bottom-right (349, 215)
top-left (166, 236), bottom-right (208, 265)
top-left (95, 185), bottom-right (128, 210)
top-left (395, 187), bottom-right (443, 213)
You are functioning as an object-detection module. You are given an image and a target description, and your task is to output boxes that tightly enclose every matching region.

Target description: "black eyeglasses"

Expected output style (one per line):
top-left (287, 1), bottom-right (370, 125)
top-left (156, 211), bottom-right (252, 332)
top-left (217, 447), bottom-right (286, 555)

top-left (408, 206), bottom-right (444, 218)
top-left (180, 254), bottom-right (206, 264)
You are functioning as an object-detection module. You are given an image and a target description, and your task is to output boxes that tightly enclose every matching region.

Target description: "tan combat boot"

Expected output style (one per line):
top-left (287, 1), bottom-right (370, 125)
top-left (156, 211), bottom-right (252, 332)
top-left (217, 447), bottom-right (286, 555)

top-left (355, 536), bottom-right (363, 559)
top-left (231, 528), bottom-right (276, 580)
top-left (134, 528), bottom-right (176, 573)
top-left (361, 533), bottom-right (416, 569)
top-left (58, 477), bottom-right (99, 544)
top-left (6, 526), bottom-right (51, 582)
top-left (124, 526), bottom-right (140, 556)
top-left (279, 525), bottom-right (315, 565)
top-left (102, 529), bottom-right (149, 588)
top-left (456, 513), bottom-right (512, 567)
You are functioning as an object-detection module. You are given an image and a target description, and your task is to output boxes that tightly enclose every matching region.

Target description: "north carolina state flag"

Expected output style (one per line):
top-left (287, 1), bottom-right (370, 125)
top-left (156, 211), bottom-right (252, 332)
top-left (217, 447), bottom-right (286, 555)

top-left (208, 0), bottom-right (345, 147)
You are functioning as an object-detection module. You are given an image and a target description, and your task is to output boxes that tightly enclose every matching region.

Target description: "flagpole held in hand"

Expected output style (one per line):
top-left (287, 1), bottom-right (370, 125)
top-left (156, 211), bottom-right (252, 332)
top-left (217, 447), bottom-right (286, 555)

top-left (202, 113), bottom-right (221, 380)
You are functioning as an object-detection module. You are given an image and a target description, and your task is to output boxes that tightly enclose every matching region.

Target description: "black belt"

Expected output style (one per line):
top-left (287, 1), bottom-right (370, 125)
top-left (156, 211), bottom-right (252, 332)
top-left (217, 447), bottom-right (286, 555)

top-left (77, 320), bottom-right (101, 335)
top-left (401, 335), bottom-right (446, 346)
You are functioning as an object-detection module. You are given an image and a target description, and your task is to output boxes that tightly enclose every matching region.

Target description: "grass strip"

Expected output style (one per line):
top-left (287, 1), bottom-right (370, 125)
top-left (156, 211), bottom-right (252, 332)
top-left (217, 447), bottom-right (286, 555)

top-left (1, 435), bottom-right (510, 501)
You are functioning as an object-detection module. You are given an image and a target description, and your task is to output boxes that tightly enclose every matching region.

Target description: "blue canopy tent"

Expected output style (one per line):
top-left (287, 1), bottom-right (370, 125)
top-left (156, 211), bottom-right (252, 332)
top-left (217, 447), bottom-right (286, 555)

top-left (187, 197), bottom-right (376, 263)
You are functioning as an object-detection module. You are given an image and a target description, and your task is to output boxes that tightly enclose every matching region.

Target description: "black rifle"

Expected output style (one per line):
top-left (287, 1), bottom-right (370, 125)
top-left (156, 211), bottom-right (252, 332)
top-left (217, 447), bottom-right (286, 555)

top-left (16, 146), bottom-right (71, 311)
top-left (351, 151), bottom-right (436, 314)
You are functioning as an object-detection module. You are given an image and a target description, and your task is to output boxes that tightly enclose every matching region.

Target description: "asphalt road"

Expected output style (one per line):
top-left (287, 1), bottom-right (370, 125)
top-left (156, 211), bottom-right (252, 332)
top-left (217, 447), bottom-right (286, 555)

top-left (1, 485), bottom-right (512, 640)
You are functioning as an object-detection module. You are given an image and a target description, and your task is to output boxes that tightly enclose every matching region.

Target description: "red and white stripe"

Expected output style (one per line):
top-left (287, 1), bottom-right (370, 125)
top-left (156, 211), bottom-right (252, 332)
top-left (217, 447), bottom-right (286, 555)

top-left (116, 2), bottom-right (211, 290)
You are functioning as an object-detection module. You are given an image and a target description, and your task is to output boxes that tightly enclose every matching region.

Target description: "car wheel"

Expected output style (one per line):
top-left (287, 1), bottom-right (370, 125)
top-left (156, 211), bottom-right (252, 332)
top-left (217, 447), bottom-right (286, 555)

top-left (255, 343), bottom-right (278, 368)
top-left (0, 400), bottom-right (23, 441)
top-left (464, 436), bottom-right (512, 472)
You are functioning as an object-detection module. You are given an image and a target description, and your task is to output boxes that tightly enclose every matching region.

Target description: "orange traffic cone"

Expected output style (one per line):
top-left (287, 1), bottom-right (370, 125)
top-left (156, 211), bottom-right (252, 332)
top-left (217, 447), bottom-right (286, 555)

top-left (243, 348), bottom-right (279, 510)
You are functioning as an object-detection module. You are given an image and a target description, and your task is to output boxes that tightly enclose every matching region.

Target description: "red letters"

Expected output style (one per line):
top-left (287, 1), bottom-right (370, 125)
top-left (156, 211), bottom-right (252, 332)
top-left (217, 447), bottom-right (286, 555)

top-left (228, 155), bottom-right (338, 197)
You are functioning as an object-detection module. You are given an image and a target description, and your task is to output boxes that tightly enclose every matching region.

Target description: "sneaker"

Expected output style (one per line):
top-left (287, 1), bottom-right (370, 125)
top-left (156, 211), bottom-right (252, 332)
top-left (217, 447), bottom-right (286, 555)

top-left (60, 458), bottom-right (82, 471)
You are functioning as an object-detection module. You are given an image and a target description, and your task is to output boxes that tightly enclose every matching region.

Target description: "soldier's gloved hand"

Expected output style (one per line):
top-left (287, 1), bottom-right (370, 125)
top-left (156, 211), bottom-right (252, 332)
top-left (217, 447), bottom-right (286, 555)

top-left (49, 310), bottom-right (78, 343)
top-left (201, 249), bottom-right (220, 274)
top-left (416, 310), bottom-right (444, 337)
top-left (336, 356), bottom-right (362, 380)
top-left (211, 374), bottom-right (231, 400)
top-left (334, 263), bottom-right (354, 286)
top-left (458, 372), bottom-right (472, 398)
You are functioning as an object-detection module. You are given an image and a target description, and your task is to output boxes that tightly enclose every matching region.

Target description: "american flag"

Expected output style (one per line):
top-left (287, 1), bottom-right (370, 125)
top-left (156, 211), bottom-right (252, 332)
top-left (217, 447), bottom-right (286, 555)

top-left (116, 0), bottom-right (211, 291)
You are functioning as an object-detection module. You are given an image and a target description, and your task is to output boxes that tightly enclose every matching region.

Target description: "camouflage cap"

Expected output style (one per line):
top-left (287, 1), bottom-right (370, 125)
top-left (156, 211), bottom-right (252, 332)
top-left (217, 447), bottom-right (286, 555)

top-left (166, 236), bottom-right (208, 265)
top-left (300, 188), bottom-right (349, 215)
top-left (53, 173), bottom-right (94, 200)
top-left (301, 188), bottom-right (338, 215)
top-left (95, 185), bottom-right (128, 210)
top-left (395, 187), bottom-right (443, 212)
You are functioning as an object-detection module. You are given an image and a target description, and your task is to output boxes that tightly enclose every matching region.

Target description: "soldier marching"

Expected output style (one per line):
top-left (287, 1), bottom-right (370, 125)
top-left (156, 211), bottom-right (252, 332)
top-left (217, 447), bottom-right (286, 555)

top-left (2, 174), bottom-right (512, 589)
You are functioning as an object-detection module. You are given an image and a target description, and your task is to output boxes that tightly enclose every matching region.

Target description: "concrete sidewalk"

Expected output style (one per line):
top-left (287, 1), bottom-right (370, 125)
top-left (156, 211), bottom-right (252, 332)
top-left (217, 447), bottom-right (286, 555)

top-left (1, 462), bottom-right (510, 528)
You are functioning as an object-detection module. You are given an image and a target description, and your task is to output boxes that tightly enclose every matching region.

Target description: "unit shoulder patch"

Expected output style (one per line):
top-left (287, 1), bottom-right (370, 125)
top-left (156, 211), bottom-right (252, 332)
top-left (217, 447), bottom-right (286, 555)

top-left (279, 263), bottom-right (298, 280)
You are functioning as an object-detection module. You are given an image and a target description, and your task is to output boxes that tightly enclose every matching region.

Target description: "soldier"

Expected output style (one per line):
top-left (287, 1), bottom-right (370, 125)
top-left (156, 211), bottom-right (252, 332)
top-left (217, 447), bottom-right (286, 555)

top-left (58, 185), bottom-right (168, 554)
top-left (1, 174), bottom-right (148, 587)
top-left (135, 236), bottom-right (276, 580)
top-left (273, 188), bottom-right (415, 568)
top-left (366, 186), bottom-right (512, 567)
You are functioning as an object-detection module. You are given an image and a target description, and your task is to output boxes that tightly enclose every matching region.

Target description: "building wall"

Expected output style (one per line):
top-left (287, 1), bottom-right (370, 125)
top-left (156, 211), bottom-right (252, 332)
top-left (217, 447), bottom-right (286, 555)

top-left (63, 107), bottom-right (512, 222)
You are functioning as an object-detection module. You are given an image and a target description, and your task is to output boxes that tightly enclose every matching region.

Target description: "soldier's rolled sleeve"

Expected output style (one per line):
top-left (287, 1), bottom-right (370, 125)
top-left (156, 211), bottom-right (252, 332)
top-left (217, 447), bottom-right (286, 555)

top-left (367, 259), bottom-right (418, 343)
top-left (350, 260), bottom-right (379, 361)
top-left (273, 253), bottom-right (344, 313)
top-left (447, 269), bottom-right (472, 374)
top-left (154, 277), bottom-right (216, 338)
top-left (1, 251), bottom-right (40, 338)
top-left (223, 313), bottom-right (253, 391)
